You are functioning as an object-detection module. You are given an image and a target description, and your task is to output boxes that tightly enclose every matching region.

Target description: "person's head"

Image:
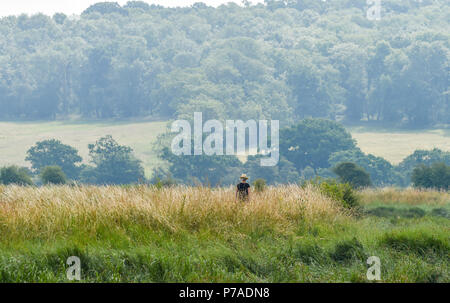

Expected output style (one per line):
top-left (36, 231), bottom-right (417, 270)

top-left (240, 174), bottom-right (248, 183)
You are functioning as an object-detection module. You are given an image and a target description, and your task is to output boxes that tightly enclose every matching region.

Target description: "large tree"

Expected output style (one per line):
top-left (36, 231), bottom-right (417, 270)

top-left (280, 119), bottom-right (357, 171)
top-left (83, 135), bottom-right (145, 185)
top-left (26, 139), bottom-right (82, 180)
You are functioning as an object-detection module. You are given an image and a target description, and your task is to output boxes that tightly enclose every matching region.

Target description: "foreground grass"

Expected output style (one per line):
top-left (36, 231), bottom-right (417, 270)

top-left (0, 185), bottom-right (448, 283)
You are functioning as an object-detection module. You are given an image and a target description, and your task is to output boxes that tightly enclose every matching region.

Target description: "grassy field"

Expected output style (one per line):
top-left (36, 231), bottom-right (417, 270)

top-left (349, 126), bottom-right (450, 164)
top-left (1, 121), bottom-right (449, 176)
top-left (0, 185), bottom-right (448, 283)
top-left (0, 120), bottom-right (168, 177)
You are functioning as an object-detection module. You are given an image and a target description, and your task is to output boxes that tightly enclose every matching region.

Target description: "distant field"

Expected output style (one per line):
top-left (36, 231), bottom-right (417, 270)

top-left (348, 126), bottom-right (450, 164)
top-left (0, 120), bottom-right (168, 177)
top-left (1, 121), bottom-right (449, 176)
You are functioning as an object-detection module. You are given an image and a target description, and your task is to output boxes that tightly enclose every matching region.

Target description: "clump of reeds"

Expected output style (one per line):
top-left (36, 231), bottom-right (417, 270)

top-left (0, 184), bottom-right (347, 240)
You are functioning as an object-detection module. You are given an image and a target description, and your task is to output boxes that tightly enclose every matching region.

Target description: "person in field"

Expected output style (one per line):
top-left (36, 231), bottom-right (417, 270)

top-left (236, 174), bottom-right (251, 202)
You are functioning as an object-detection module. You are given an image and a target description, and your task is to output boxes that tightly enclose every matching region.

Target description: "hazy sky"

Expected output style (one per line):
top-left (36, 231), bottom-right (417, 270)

top-left (0, 0), bottom-right (263, 17)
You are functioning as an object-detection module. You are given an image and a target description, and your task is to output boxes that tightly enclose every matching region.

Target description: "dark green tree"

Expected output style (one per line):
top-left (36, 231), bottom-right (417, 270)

top-left (0, 166), bottom-right (33, 186)
top-left (411, 163), bottom-right (450, 190)
top-left (332, 162), bottom-right (372, 188)
top-left (40, 166), bottom-right (67, 185)
top-left (329, 149), bottom-right (399, 186)
top-left (159, 146), bottom-right (241, 186)
top-left (396, 148), bottom-right (450, 186)
top-left (85, 135), bottom-right (145, 185)
top-left (280, 119), bottom-right (356, 171)
top-left (25, 139), bottom-right (82, 179)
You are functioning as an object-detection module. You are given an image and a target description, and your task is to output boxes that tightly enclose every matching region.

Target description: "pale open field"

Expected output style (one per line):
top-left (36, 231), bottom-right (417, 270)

top-left (0, 121), bottom-right (449, 177)
top-left (348, 126), bottom-right (450, 164)
top-left (0, 120), bottom-right (168, 177)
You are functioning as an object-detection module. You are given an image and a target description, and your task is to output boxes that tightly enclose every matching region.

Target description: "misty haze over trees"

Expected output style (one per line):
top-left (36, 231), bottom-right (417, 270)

top-left (0, 0), bottom-right (448, 128)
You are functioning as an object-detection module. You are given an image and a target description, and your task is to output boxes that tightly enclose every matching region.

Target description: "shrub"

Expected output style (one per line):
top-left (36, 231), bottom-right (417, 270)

top-left (332, 162), bottom-right (372, 188)
top-left (40, 166), bottom-right (67, 185)
top-left (252, 178), bottom-right (266, 192)
top-left (0, 166), bottom-right (33, 186)
top-left (305, 178), bottom-right (360, 209)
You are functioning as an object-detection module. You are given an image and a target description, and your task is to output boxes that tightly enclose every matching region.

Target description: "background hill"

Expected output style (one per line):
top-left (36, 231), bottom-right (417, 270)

top-left (0, 0), bottom-right (448, 128)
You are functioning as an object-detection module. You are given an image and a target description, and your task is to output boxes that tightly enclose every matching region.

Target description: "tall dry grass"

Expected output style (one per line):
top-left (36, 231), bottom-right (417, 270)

top-left (0, 184), bottom-right (347, 241)
top-left (359, 187), bottom-right (450, 206)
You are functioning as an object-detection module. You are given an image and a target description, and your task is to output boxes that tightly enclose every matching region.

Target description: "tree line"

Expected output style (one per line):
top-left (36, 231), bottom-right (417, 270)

top-left (1, 119), bottom-right (449, 189)
top-left (0, 1), bottom-right (448, 128)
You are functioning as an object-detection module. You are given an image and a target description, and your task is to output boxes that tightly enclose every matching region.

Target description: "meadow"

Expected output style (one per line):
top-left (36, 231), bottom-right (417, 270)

top-left (348, 126), bottom-right (450, 164)
top-left (0, 120), bottom-right (168, 177)
top-left (1, 121), bottom-right (449, 176)
top-left (0, 185), bottom-right (448, 283)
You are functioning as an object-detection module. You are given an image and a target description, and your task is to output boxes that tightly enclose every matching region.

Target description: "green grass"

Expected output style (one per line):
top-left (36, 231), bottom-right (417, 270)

top-left (0, 185), bottom-right (448, 283)
top-left (1, 213), bottom-right (447, 282)
top-left (0, 120), bottom-right (168, 178)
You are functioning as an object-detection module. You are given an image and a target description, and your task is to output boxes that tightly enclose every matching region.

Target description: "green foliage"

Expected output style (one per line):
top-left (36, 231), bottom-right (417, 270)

top-left (0, 166), bottom-right (33, 186)
top-left (280, 119), bottom-right (356, 171)
top-left (82, 2), bottom-right (128, 16)
top-left (332, 162), bottom-right (372, 188)
top-left (396, 149), bottom-right (450, 186)
top-left (411, 162), bottom-right (450, 190)
top-left (83, 135), bottom-right (145, 185)
top-left (0, 2), bottom-right (447, 127)
top-left (159, 146), bottom-right (241, 186)
top-left (252, 178), bottom-right (266, 192)
top-left (305, 178), bottom-right (360, 209)
top-left (329, 149), bottom-right (399, 186)
top-left (25, 139), bottom-right (82, 180)
top-left (244, 156), bottom-right (299, 185)
top-left (40, 166), bottom-right (67, 185)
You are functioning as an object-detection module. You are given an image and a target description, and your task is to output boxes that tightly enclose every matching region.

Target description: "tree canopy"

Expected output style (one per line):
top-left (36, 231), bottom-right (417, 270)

top-left (26, 139), bottom-right (82, 179)
top-left (0, 1), bottom-right (447, 128)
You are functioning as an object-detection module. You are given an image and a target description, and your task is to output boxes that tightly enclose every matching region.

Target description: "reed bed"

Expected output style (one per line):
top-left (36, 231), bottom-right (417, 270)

top-left (0, 185), bottom-right (448, 282)
top-left (0, 184), bottom-right (347, 241)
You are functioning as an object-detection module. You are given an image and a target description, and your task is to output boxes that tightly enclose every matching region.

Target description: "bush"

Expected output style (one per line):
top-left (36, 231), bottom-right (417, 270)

top-left (332, 162), bottom-right (372, 188)
top-left (40, 166), bottom-right (67, 185)
top-left (0, 166), bottom-right (33, 186)
top-left (411, 162), bottom-right (450, 190)
top-left (252, 178), bottom-right (266, 192)
top-left (305, 178), bottom-right (360, 209)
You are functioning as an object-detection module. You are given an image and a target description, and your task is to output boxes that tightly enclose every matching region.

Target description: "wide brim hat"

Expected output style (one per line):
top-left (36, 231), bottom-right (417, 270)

top-left (240, 174), bottom-right (249, 180)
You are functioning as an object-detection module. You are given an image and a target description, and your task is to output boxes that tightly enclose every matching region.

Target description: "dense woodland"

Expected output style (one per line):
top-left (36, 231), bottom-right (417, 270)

top-left (0, 0), bottom-right (449, 128)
